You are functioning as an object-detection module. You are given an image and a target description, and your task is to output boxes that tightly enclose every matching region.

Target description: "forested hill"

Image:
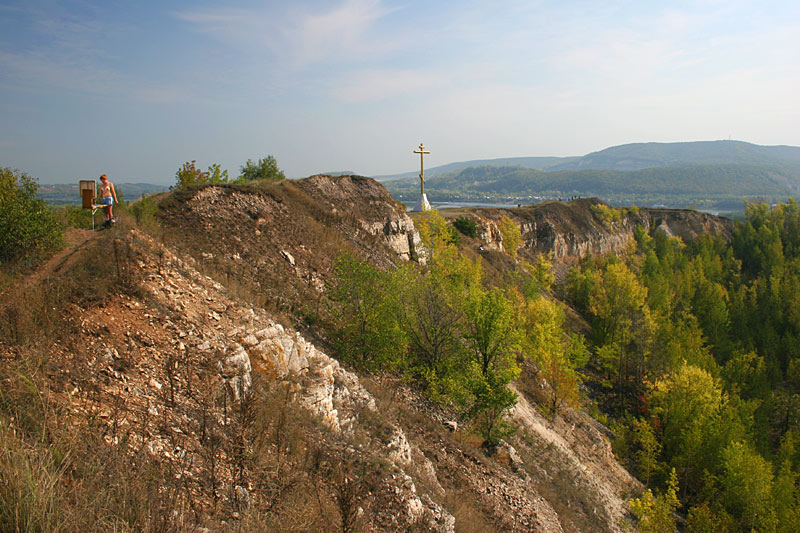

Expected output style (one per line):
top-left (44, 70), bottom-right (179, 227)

top-left (376, 156), bottom-right (578, 182)
top-left (386, 163), bottom-right (800, 210)
top-left (382, 140), bottom-right (800, 210)
top-left (549, 140), bottom-right (800, 171)
top-left (380, 140), bottom-right (800, 181)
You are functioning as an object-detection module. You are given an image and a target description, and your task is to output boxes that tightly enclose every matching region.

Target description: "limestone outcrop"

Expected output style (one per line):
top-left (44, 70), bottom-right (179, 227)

top-left (464, 198), bottom-right (732, 263)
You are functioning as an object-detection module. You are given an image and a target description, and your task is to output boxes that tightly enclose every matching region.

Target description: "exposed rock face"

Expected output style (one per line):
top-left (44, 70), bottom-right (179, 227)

top-left (131, 229), bottom-right (455, 530)
top-left (296, 174), bottom-right (422, 262)
top-left (510, 386), bottom-right (640, 532)
top-left (468, 198), bottom-right (733, 263)
top-left (123, 179), bottom-right (707, 531)
top-left (157, 176), bottom-right (423, 344)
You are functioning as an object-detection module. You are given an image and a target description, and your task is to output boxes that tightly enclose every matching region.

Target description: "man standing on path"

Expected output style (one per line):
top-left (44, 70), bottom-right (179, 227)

top-left (97, 174), bottom-right (118, 228)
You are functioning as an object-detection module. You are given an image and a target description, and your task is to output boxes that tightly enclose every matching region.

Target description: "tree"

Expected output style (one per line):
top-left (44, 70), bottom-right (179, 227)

top-left (206, 163), bottom-right (229, 184)
top-left (452, 216), bottom-right (478, 238)
top-left (239, 156), bottom-right (285, 182)
top-left (498, 216), bottom-right (521, 258)
top-left (720, 441), bottom-right (777, 531)
top-left (469, 372), bottom-right (518, 448)
top-left (331, 253), bottom-right (407, 371)
top-left (588, 260), bottom-right (654, 389)
top-left (463, 287), bottom-right (520, 377)
top-left (521, 295), bottom-right (585, 415)
top-left (630, 468), bottom-right (680, 533)
top-left (174, 161), bottom-right (229, 188)
top-left (651, 363), bottom-right (725, 496)
top-left (0, 168), bottom-right (63, 264)
top-left (632, 417), bottom-right (662, 487)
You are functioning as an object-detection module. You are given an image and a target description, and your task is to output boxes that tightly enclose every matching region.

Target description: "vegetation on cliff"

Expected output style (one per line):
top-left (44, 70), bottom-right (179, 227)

top-left (330, 196), bottom-right (800, 530)
top-left (332, 210), bottom-right (584, 445)
top-left (564, 199), bottom-right (800, 530)
top-left (4, 169), bottom-right (800, 531)
top-left (174, 155), bottom-right (285, 189)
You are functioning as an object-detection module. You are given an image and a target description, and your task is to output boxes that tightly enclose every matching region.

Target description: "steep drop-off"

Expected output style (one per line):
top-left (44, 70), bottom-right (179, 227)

top-left (3, 175), bottom-right (734, 531)
top-left (440, 198), bottom-right (732, 281)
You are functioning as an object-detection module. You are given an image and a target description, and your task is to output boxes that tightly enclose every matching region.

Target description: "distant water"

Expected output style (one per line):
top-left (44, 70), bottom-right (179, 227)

top-left (431, 201), bottom-right (523, 209)
top-left (404, 201), bottom-right (526, 211)
top-left (408, 200), bottom-right (739, 218)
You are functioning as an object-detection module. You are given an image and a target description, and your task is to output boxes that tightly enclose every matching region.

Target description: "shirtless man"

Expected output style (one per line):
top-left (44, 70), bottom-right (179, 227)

top-left (97, 174), bottom-right (118, 227)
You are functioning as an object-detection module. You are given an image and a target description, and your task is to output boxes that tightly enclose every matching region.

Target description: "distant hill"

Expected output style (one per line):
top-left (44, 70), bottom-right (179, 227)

top-left (382, 140), bottom-right (800, 210)
top-left (376, 156), bottom-right (578, 182)
top-left (37, 182), bottom-right (168, 205)
top-left (549, 140), bottom-right (800, 171)
top-left (379, 140), bottom-right (800, 180)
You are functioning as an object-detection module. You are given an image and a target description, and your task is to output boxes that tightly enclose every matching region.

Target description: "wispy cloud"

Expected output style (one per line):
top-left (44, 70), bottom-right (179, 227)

top-left (333, 67), bottom-right (446, 102)
top-left (175, 0), bottom-right (403, 70)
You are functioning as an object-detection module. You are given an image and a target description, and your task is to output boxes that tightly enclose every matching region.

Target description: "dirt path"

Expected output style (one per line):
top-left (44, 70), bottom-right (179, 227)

top-left (0, 227), bottom-right (98, 308)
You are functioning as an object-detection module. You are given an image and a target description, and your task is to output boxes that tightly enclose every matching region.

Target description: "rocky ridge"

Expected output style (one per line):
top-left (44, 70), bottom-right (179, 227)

top-left (455, 198), bottom-right (732, 265)
top-left (9, 176), bottom-right (737, 530)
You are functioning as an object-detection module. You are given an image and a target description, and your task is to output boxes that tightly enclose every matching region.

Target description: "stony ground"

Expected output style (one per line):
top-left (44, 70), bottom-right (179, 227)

top-left (2, 176), bottom-right (659, 531)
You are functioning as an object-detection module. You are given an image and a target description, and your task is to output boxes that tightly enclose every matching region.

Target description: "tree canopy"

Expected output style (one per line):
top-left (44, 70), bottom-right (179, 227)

top-left (239, 156), bottom-right (285, 182)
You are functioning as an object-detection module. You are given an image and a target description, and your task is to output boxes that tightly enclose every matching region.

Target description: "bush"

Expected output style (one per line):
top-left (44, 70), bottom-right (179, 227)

top-left (0, 168), bottom-right (63, 264)
top-left (590, 203), bottom-right (624, 225)
top-left (174, 161), bottom-right (229, 188)
top-left (129, 194), bottom-right (161, 230)
top-left (238, 156), bottom-right (285, 182)
top-left (497, 216), bottom-right (521, 258)
top-left (453, 216), bottom-right (479, 238)
top-left (54, 205), bottom-right (93, 229)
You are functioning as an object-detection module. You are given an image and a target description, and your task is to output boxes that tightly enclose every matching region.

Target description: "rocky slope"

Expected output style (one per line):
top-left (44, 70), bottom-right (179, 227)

top-left (440, 198), bottom-right (732, 281)
top-left (4, 175), bottom-right (735, 531)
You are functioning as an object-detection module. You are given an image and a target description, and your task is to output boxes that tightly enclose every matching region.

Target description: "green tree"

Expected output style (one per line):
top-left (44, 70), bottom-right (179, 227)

top-left (686, 504), bottom-right (734, 533)
top-left (238, 156), bottom-right (285, 182)
top-left (497, 215), bottom-right (521, 258)
top-left (464, 287), bottom-right (520, 377)
top-left (175, 160), bottom-right (206, 187)
top-left (521, 295), bottom-right (585, 415)
top-left (0, 168), bottom-right (63, 264)
top-left (331, 253), bottom-right (407, 370)
top-left (632, 417), bottom-right (662, 487)
top-left (589, 260), bottom-right (654, 389)
top-left (651, 363), bottom-right (725, 493)
top-left (452, 216), bottom-right (478, 238)
top-left (630, 468), bottom-right (680, 533)
top-left (206, 163), bottom-right (229, 183)
top-left (462, 287), bottom-right (522, 444)
top-left (469, 373), bottom-right (518, 448)
top-left (174, 161), bottom-right (229, 188)
top-left (518, 253), bottom-right (555, 297)
top-left (720, 441), bottom-right (777, 531)
top-left (651, 313), bottom-right (716, 375)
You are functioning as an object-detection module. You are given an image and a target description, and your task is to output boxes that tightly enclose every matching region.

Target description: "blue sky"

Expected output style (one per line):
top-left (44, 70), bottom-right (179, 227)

top-left (1, 0), bottom-right (799, 185)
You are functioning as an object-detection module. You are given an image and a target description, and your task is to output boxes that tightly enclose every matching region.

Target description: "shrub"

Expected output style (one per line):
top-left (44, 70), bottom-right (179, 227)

top-left (54, 205), bottom-right (93, 229)
top-left (453, 216), bottom-right (479, 238)
top-left (0, 168), bottom-right (63, 264)
top-left (129, 194), bottom-right (161, 231)
top-left (174, 161), bottom-right (229, 188)
top-left (497, 216), bottom-right (521, 258)
top-left (590, 203), bottom-right (624, 226)
top-left (238, 156), bottom-right (285, 182)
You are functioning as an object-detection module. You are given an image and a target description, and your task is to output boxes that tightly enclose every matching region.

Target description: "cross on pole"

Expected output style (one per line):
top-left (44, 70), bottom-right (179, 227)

top-left (413, 143), bottom-right (430, 195)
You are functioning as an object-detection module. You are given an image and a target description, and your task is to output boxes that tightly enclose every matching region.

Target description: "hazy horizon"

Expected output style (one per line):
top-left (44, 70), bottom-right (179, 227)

top-left (2, 1), bottom-right (799, 185)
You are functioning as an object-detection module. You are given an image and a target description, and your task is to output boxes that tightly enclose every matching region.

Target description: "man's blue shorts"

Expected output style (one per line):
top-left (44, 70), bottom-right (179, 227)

top-left (101, 196), bottom-right (113, 206)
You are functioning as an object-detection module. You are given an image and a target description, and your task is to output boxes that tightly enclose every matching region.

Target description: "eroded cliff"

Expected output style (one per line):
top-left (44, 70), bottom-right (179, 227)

top-left (3, 176), bottom-right (736, 531)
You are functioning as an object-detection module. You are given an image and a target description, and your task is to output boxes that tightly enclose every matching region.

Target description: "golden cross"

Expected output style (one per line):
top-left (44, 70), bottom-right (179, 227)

top-left (413, 143), bottom-right (430, 195)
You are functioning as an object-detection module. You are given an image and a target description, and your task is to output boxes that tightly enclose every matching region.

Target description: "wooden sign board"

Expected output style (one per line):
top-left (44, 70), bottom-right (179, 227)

top-left (79, 180), bottom-right (96, 209)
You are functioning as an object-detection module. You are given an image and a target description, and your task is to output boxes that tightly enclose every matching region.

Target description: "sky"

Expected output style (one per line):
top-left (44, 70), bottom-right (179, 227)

top-left (1, 0), bottom-right (799, 185)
